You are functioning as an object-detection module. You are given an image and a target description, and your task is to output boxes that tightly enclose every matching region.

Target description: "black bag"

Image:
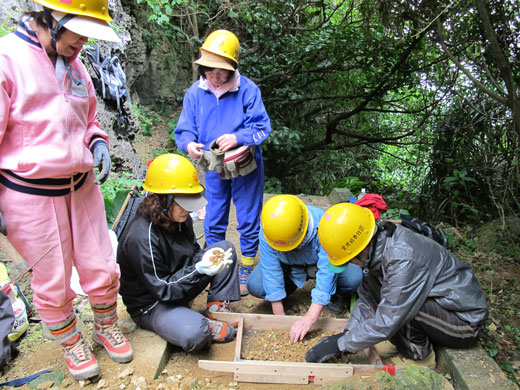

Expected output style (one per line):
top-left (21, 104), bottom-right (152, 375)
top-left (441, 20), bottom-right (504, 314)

top-left (399, 213), bottom-right (447, 248)
top-left (113, 193), bottom-right (144, 240)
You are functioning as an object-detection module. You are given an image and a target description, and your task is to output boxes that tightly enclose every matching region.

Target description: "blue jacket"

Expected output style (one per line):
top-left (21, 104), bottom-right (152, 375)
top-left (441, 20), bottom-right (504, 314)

top-left (259, 205), bottom-right (337, 306)
top-left (174, 74), bottom-right (271, 152)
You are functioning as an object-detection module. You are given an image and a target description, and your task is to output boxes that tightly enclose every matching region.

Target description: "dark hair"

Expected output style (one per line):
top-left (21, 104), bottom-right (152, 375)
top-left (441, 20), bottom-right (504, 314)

top-left (137, 194), bottom-right (172, 229)
top-left (24, 10), bottom-right (65, 38)
top-left (198, 65), bottom-right (236, 82)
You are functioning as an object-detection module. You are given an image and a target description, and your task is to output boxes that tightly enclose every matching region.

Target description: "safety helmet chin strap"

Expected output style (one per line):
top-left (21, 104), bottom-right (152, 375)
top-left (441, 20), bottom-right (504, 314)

top-left (154, 194), bottom-right (175, 217)
top-left (43, 7), bottom-right (76, 51)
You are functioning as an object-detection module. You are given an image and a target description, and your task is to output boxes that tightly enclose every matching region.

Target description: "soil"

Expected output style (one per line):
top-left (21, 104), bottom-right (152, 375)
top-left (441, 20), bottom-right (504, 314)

top-left (0, 124), bottom-right (519, 389)
top-left (241, 329), bottom-right (346, 363)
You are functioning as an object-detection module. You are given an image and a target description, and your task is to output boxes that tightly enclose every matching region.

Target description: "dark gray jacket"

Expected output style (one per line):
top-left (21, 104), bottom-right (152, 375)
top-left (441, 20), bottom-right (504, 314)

top-left (338, 222), bottom-right (488, 353)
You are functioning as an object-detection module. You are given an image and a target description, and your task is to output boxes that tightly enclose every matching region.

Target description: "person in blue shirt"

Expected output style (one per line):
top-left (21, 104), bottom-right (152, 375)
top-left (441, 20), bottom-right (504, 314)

top-left (174, 30), bottom-right (271, 297)
top-left (246, 195), bottom-right (363, 342)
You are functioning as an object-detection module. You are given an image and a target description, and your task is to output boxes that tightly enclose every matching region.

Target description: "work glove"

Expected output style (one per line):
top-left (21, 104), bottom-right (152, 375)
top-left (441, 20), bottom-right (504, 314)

top-left (0, 210), bottom-right (6, 236)
top-left (92, 142), bottom-right (111, 184)
top-left (304, 333), bottom-right (344, 363)
top-left (201, 140), bottom-right (225, 172)
top-left (195, 247), bottom-right (233, 276)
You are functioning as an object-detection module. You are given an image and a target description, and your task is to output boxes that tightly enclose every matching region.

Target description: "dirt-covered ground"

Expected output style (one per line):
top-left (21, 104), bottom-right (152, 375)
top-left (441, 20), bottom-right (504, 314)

top-left (0, 124), bottom-right (519, 389)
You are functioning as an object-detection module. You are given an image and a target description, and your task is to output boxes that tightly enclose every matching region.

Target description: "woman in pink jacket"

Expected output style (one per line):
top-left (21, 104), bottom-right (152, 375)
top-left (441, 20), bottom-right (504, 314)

top-left (0, 0), bottom-right (132, 381)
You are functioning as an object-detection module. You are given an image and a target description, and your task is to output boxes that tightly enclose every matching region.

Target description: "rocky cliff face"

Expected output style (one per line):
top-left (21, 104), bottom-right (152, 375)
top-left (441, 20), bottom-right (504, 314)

top-left (1, 0), bottom-right (189, 177)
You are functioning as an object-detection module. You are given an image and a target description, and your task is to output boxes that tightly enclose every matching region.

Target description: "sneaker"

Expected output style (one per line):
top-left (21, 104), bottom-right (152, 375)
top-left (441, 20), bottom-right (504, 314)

top-left (62, 333), bottom-right (100, 381)
top-left (388, 349), bottom-right (436, 370)
top-left (206, 301), bottom-right (238, 328)
top-left (239, 264), bottom-right (253, 296)
top-left (208, 319), bottom-right (236, 343)
top-left (92, 321), bottom-right (133, 363)
top-left (324, 294), bottom-right (346, 314)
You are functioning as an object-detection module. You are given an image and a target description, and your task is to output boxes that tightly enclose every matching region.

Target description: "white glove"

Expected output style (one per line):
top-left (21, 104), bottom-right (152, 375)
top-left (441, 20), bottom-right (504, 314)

top-left (195, 247), bottom-right (233, 276)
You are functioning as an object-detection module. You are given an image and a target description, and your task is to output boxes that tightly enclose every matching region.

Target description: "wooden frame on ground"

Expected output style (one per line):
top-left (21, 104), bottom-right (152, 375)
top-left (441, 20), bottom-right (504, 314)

top-left (199, 313), bottom-right (401, 385)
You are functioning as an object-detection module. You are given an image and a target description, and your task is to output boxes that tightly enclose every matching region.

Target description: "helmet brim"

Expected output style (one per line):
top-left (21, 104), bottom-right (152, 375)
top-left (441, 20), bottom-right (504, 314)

top-left (52, 11), bottom-right (121, 43)
top-left (174, 193), bottom-right (207, 212)
top-left (194, 49), bottom-right (236, 71)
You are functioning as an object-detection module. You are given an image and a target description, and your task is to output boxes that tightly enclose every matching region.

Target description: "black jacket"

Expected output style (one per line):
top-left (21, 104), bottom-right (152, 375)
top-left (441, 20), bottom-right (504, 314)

top-left (116, 213), bottom-right (207, 317)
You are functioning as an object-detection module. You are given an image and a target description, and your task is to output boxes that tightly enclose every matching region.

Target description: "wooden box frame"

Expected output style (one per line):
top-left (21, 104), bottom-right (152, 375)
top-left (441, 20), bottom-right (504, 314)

top-left (199, 313), bottom-right (400, 385)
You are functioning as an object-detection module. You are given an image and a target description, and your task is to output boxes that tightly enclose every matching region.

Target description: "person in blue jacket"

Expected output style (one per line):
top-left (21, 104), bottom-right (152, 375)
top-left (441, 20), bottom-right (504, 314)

top-left (246, 195), bottom-right (363, 342)
top-left (174, 30), bottom-right (271, 297)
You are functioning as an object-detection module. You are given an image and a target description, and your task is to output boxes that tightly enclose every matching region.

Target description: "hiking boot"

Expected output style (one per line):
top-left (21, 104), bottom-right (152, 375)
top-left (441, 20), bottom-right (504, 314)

top-left (388, 349), bottom-right (436, 370)
top-left (62, 333), bottom-right (100, 381)
top-left (239, 259), bottom-right (254, 296)
top-left (92, 320), bottom-right (133, 363)
top-left (324, 294), bottom-right (346, 314)
top-left (91, 302), bottom-right (133, 363)
top-left (208, 319), bottom-right (236, 343)
top-left (206, 301), bottom-right (238, 328)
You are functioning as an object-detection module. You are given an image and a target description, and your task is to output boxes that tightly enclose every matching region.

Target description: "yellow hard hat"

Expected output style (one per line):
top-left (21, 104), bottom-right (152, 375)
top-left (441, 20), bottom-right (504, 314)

top-left (33, 0), bottom-right (114, 22)
top-left (318, 203), bottom-right (375, 266)
top-left (143, 154), bottom-right (204, 195)
top-left (261, 195), bottom-right (309, 252)
top-left (199, 30), bottom-right (240, 65)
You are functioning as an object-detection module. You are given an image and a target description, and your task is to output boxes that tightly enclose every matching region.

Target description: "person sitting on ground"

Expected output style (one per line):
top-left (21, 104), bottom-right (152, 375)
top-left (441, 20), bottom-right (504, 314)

top-left (117, 154), bottom-right (240, 351)
top-left (305, 203), bottom-right (488, 368)
top-left (246, 195), bottom-right (363, 342)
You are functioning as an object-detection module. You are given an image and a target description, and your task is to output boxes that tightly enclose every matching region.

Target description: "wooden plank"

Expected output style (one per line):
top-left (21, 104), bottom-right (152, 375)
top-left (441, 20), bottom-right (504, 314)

top-left (199, 359), bottom-right (407, 384)
top-left (234, 372), bottom-right (309, 384)
top-left (233, 316), bottom-right (244, 361)
top-left (199, 359), bottom-right (354, 376)
top-left (212, 312), bottom-right (347, 332)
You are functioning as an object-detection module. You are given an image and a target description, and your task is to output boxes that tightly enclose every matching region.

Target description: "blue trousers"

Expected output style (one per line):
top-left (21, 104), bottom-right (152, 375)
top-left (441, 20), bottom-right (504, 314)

top-left (246, 262), bottom-right (362, 301)
top-left (203, 158), bottom-right (264, 257)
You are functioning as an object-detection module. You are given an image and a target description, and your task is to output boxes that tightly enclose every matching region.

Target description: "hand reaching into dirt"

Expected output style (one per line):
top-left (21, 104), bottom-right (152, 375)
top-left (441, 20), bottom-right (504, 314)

top-left (290, 316), bottom-right (315, 342)
top-left (289, 303), bottom-right (322, 342)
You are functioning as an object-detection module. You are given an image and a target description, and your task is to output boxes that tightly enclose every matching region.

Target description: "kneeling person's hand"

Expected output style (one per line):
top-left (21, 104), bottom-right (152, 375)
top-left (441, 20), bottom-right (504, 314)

top-left (196, 247), bottom-right (233, 276)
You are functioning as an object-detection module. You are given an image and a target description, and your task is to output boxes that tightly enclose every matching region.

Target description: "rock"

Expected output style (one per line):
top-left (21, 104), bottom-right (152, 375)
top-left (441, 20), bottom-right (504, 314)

top-left (36, 380), bottom-right (55, 390)
top-left (118, 367), bottom-right (135, 378)
top-left (130, 376), bottom-right (148, 387)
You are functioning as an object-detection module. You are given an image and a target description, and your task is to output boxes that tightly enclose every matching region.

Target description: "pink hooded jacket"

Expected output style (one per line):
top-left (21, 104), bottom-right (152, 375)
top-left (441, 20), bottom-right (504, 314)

top-left (0, 19), bottom-right (109, 182)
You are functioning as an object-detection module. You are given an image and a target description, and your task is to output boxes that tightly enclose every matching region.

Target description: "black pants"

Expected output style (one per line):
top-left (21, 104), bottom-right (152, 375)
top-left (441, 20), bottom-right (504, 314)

top-left (391, 298), bottom-right (487, 360)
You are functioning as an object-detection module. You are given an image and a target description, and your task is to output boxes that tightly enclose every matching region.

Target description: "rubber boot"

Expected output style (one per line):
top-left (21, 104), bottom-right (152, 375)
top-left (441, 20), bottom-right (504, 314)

top-left (48, 315), bottom-right (99, 381)
top-left (91, 302), bottom-right (133, 363)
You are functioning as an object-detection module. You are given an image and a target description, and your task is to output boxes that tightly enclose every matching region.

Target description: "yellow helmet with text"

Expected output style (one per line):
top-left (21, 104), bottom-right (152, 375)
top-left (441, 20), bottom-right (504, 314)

top-left (143, 154), bottom-right (204, 195)
top-left (318, 203), bottom-right (376, 266)
top-left (261, 195), bottom-right (309, 252)
top-left (33, 0), bottom-right (114, 22)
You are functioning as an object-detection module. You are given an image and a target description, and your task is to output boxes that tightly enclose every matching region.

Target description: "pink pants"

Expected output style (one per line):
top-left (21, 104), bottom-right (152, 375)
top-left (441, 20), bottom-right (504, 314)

top-left (0, 172), bottom-right (120, 324)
